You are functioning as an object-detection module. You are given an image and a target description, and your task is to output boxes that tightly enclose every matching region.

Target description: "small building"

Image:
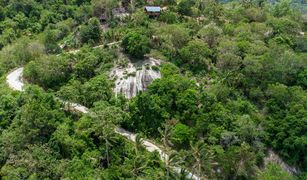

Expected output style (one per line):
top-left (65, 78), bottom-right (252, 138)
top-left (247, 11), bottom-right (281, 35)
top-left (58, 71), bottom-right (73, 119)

top-left (144, 6), bottom-right (161, 17)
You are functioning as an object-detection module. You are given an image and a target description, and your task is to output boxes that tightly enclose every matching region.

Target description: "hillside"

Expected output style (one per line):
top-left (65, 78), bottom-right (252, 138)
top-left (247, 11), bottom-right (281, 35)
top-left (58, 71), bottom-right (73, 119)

top-left (0, 0), bottom-right (306, 179)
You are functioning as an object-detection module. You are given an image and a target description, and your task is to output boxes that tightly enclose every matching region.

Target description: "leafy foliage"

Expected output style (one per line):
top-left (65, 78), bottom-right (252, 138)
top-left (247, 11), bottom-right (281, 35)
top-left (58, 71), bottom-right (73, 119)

top-left (122, 31), bottom-right (150, 59)
top-left (0, 0), bottom-right (306, 179)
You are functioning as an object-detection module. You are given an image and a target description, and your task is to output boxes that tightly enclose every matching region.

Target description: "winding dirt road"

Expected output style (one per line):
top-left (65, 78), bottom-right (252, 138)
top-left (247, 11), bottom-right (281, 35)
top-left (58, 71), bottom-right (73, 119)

top-left (6, 67), bottom-right (199, 180)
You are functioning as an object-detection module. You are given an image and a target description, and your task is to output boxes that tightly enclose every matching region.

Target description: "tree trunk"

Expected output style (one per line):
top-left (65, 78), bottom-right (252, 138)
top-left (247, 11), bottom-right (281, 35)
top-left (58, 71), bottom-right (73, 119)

top-left (166, 168), bottom-right (169, 180)
top-left (106, 139), bottom-right (110, 167)
top-left (198, 160), bottom-right (202, 179)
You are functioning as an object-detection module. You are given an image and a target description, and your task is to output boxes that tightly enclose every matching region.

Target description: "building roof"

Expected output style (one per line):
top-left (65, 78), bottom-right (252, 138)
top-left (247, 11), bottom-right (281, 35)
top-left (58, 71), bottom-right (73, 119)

top-left (145, 6), bottom-right (161, 12)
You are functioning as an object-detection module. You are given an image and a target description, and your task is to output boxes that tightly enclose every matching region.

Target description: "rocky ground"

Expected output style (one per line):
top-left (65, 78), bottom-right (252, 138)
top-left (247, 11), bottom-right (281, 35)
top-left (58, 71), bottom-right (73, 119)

top-left (110, 57), bottom-right (161, 99)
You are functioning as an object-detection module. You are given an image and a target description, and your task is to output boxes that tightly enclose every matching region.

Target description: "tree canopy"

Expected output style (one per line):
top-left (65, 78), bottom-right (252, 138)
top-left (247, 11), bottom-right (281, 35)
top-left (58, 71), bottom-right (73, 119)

top-left (0, 0), bottom-right (306, 179)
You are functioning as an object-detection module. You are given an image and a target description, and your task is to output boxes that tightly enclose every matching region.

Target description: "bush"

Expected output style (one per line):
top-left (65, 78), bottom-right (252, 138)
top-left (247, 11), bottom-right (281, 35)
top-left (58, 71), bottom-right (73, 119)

top-left (177, 0), bottom-right (195, 16)
top-left (122, 32), bottom-right (150, 59)
top-left (159, 11), bottom-right (178, 24)
top-left (179, 39), bottom-right (212, 72)
top-left (82, 75), bottom-right (113, 107)
top-left (23, 56), bottom-right (71, 89)
top-left (171, 123), bottom-right (192, 148)
top-left (80, 17), bottom-right (101, 44)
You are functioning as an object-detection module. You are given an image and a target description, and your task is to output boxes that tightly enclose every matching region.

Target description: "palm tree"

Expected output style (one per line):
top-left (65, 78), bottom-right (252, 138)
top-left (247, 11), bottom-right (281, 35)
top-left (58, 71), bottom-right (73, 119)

top-left (99, 124), bottom-right (117, 167)
top-left (190, 141), bottom-right (205, 178)
top-left (134, 134), bottom-right (144, 155)
top-left (132, 154), bottom-right (148, 176)
top-left (178, 168), bottom-right (189, 180)
top-left (164, 151), bottom-right (184, 180)
top-left (190, 141), bottom-right (217, 179)
top-left (89, 106), bottom-right (122, 167)
top-left (158, 121), bottom-right (174, 150)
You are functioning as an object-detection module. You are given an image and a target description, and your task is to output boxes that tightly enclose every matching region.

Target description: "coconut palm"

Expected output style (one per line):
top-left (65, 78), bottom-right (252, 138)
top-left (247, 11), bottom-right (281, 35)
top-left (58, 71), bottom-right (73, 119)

top-left (89, 105), bottom-right (123, 167)
top-left (189, 141), bottom-right (218, 179)
top-left (164, 151), bottom-right (184, 180)
top-left (132, 154), bottom-right (148, 176)
top-left (98, 124), bottom-right (117, 167)
top-left (134, 134), bottom-right (144, 155)
top-left (158, 121), bottom-right (174, 150)
top-left (190, 141), bottom-right (205, 178)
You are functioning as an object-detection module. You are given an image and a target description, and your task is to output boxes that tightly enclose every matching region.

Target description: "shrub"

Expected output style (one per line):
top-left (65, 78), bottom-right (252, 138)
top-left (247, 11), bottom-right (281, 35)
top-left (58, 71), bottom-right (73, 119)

top-left (122, 32), bottom-right (150, 59)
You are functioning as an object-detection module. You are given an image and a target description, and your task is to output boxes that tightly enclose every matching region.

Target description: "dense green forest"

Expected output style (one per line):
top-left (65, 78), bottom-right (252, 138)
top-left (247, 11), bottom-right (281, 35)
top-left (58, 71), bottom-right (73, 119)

top-left (0, 0), bottom-right (306, 179)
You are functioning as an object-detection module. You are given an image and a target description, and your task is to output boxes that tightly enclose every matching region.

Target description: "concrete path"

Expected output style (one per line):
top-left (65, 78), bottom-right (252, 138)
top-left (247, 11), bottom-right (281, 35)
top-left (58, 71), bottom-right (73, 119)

top-left (64, 41), bottom-right (121, 54)
top-left (6, 67), bottom-right (24, 91)
top-left (6, 67), bottom-right (200, 180)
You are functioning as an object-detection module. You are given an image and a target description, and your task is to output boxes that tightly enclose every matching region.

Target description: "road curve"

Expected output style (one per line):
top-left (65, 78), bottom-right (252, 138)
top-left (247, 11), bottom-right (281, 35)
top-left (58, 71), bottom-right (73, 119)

top-left (6, 67), bottom-right (24, 91)
top-left (6, 67), bottom-right (200, 180)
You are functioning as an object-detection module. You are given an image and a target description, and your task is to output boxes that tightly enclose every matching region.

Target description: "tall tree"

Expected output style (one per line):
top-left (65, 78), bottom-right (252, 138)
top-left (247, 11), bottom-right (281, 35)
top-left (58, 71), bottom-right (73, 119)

top-left (164, 151), bottom-right (183, 180)
top-left (89, 103), bottom-right (124, 166)
top-left (190, 141), bottom-right (205, 179)
top-left (134, 134), bottom-right (144, 155)
top-left (158, 121), bottom-right (175, 150)
top-left (92, 0), bottom-right (120, 20)
top-left (80, 17), bottom-right (101, 44)
top-left (122, 31), bottom-right (150, 59)
top-left (197, 23), bottom-right (223, 48)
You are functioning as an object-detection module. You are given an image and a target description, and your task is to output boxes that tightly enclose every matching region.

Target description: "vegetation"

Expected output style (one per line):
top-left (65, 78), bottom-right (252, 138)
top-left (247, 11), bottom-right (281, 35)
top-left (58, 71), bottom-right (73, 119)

top-left (0, 0), bottom-right (306, 179)
top-left (122, 31), bottom-right (151, 58)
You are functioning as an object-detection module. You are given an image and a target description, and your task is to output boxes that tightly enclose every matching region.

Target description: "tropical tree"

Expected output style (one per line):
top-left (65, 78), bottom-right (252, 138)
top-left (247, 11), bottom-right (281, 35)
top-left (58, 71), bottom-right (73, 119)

top-left (197, 23), bottom-right (223, 48)
top-left (190, 141), bottom-right (205, 178)
top-left (100, 124), bottom-right (117, 167)
top-left (156, 24), bottom-right (190, 53)
top-left (158, 121), bottom-right (175, 150)
top-left (92, 0), bottom-right (120, 20)
top-left (190, 141), bottom-right (216, 179)
top-left (43, 29), bottom-right (62, 54)
top-left (89, 103), bottom-right (124, 166)
top-left (80, 17), bottom-right (101, 44)
top-left (203, 0), bottom-right (224, 22)
top-left (257, 163), bottom-right (292, 180)
top-left (82, 75), bottom-right (113, 107)
top-left (122, 31), bottom-right (150, 59)
top-left (171, 123), bottom-right (192, 148)
top-left (132, 155), bottom-right (149, 176)
top-left (134, 134), bottom-right (144, 155)
top-left (179, 39), bottom-right (212, 72)
top-left (177, 0), bottom-right (195, 16)
top-left (164, 151), bottom-right (184, 180)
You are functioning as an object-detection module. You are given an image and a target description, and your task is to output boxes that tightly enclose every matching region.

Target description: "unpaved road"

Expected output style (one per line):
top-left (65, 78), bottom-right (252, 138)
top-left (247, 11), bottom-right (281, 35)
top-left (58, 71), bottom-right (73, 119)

top-left (6, 67), bottom-right (199, 180)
